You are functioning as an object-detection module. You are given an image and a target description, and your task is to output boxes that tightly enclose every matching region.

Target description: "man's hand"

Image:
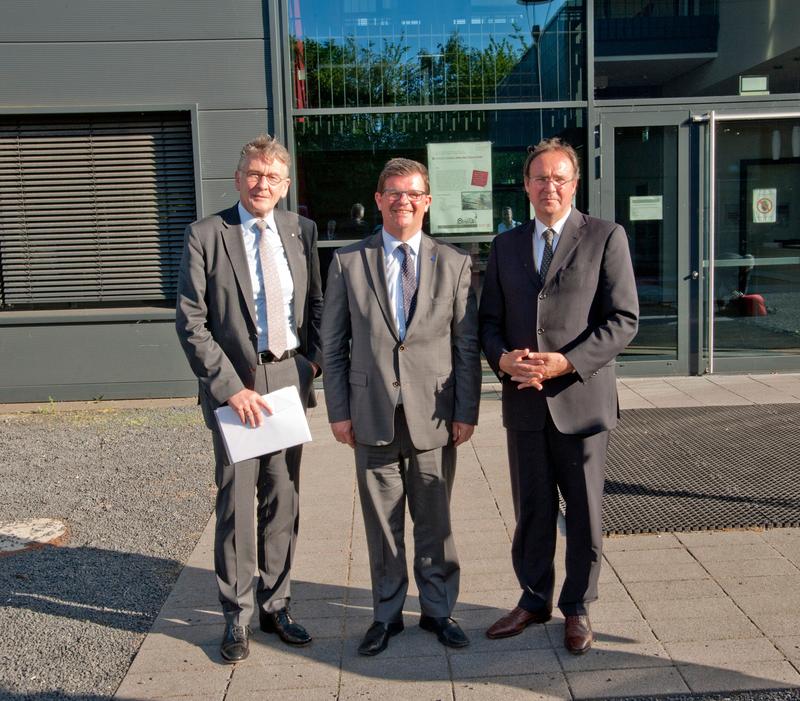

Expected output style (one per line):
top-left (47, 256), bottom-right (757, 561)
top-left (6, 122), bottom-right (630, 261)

top-left (227, 388), bottom-right (273, 427)
top-left (452, 421), bottom-right (474, 447)
top-left (330, 420), bottom-right (355, 448)
top-left (500, 349), bottom-right (574, 391)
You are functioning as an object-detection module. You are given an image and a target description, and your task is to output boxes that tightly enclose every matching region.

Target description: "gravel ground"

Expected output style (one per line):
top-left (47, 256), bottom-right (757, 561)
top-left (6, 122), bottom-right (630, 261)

top-left (0, 406), bottom-right (215, 700)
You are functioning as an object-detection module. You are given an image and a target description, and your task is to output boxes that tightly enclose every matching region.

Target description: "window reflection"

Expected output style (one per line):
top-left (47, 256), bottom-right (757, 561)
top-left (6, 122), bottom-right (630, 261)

top-left (290, 0), bottom-right (585, 108)
top-left (595, 1), bottom-right (800, 99)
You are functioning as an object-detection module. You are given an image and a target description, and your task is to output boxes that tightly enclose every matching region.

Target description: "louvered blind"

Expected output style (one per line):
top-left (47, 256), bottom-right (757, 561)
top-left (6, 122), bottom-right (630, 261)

top-left (0, 112), bottom-right (196, 308)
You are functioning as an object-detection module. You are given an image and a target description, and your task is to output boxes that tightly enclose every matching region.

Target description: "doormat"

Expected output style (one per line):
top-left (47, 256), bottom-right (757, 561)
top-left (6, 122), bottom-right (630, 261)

top-left (603, 403), bottom-right (800, 535)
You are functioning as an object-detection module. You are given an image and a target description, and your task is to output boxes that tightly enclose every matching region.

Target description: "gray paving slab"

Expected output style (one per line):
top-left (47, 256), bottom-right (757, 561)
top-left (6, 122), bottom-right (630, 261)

top-left (104, 375), bottom-right (800, 701)
top-left (453, 673), bottom-right (571, 700)
top-left (566, 667), bottom-right (690, 699)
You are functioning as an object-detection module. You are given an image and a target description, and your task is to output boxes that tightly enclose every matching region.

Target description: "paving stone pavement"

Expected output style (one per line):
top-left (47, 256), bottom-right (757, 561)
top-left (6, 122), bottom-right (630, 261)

top-left (115, 374), bottom-right (800, 700)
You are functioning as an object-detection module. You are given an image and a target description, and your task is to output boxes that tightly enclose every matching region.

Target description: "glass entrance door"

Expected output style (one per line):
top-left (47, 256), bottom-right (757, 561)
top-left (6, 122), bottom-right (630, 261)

top-left (707, 112), bottom-right (800, 373)
top-left (599, 110), bottom-right (691, 374)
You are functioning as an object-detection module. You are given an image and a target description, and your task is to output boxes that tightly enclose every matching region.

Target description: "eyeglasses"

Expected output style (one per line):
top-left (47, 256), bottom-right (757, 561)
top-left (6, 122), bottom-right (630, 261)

top-left (527, 176), bottom-right (575, 189)
top-left (382, 189), bottom-right (428, 202)
top-left (242, 171), bottom-right (289, 187)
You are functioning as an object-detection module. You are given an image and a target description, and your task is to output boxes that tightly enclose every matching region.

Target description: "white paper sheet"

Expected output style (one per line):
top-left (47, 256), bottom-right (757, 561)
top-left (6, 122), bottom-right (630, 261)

top-left (213, 385), bottom-right (312, 464)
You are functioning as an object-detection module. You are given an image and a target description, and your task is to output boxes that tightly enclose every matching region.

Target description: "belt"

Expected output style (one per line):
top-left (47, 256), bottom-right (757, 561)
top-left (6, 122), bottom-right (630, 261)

top-left (257, 348), bottom-right (298, 364)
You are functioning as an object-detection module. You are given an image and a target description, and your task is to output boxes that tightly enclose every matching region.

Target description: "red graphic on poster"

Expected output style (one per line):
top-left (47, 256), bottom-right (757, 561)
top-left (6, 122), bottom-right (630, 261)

top-left (471, 170), bottom-right (489, 187)
top-left (756, 197), bottom-right (773, 214)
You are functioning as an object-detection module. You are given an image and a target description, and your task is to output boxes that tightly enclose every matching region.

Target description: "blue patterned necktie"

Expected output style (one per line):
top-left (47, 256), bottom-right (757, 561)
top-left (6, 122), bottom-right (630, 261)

top-left (398, 243), bottom-right (417, 329)
top-left (540, 228), bottom-right (555, 280)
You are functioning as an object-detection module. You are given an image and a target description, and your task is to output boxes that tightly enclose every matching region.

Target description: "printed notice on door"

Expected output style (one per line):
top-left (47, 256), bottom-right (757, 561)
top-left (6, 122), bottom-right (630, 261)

top-left (753, 188), bottom-right (777, 223)
top-left (629, 195), bottom-right (663, 221)
top-left (427, 141), bottom-right (493, 234)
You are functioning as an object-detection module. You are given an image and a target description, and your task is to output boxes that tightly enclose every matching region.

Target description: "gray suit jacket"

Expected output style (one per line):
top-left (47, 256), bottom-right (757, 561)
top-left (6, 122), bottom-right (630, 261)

top-left (321, 232), bottom-right (481, 451)
top-left (176, 205), bottom-right (323, 428)
top-left (479, 209), bottom-right (639, 435)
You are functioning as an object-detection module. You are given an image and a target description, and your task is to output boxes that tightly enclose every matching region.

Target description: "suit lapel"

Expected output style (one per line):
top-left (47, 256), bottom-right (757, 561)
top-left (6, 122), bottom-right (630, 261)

top-left (219, 205), bottom-right (257, 330)
top-left (514, 221), bottom-right (541, 288)
top-left (363, 232), bottom-right (399, 341)
top-left (273, 209), bottom-right (306, 323)
top-left (405, 234), bottom-right (436, 339)
top-left (545, 209), bottom-right (583, 283)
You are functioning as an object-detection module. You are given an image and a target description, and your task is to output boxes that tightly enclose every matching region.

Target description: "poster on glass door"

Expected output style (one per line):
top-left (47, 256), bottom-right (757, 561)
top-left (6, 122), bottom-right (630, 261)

top-left (427, 141), bottom-right (493, 234)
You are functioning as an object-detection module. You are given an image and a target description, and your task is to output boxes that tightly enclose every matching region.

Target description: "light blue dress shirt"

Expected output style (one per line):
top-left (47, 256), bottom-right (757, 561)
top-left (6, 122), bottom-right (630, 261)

top-left (238, 203), bottom-right (299, 353)
top-left (382, 229), bottom-right (422, 341)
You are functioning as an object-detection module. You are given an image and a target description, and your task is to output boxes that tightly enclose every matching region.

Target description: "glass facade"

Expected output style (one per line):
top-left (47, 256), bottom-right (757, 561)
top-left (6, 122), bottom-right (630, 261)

top-left (289, 0), bottom-right (585, 109)
top-left (711, 117), bottom-right (800, 363)
top-left (595, 0), bottom-right (800, 99)
top-left (281, 0), bottom-right (800, 375)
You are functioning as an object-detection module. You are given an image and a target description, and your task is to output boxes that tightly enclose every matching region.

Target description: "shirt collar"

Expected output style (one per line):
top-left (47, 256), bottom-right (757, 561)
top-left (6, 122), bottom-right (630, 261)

top-left (238, 202), bottom-right (277, 234)
top-left (382, 229), bottom-right (422, 258)
top-left (534, 208), bottom-right (572, 239)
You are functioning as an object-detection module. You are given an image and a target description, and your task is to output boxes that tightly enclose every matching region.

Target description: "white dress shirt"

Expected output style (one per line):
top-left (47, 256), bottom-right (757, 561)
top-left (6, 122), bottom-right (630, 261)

top-left (532, 208), bottom-right (572, 273)
top-left (238, 203), bottom-right (299, 353)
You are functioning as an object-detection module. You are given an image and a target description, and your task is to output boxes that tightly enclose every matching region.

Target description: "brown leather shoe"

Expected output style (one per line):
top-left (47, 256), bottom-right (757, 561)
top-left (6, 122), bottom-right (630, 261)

top-left (486, 606), bottom-right (552, 639)
top-left (564, 614), bottom-right (593, 654)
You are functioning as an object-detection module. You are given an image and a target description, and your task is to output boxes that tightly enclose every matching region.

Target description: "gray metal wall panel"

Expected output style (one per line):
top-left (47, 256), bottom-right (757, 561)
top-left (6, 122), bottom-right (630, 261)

top-left (200, 179), bottom-right (240, 218)
top-left (0, 41), bottom-right (267, 109)
top-left (0, 0), bottom-right (264, 41)
top-left (199, 110), bottom-right (270, 178)
top-left (0, 321), bottom-right (196, 402)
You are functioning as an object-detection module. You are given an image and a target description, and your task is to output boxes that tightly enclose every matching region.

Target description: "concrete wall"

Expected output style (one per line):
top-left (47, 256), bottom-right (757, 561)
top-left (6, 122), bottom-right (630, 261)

top-left (0, 0), bottom-right (275, 401)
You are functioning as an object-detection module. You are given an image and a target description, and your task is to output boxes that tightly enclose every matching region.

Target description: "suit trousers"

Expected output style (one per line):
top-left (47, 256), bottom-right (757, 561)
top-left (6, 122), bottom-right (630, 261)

top-left (211, 353), bottom-right (316, 626)
top-left (507, 411), bottom-right (608, 617)
top-left (354, 407), bottom-right (460, 624)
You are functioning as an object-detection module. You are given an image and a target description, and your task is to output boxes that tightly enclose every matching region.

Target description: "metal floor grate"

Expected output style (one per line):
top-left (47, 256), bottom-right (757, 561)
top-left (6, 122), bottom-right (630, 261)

top-left (602, 403), bottom-right (800, 535)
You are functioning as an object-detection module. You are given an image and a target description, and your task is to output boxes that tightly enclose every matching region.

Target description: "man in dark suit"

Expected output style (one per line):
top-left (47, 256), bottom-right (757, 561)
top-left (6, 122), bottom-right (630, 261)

top-left (479, 138), bottom-right (638, 654)
top-left (321, 158), bottom-right (481, 656)
top-left (176, 134), bottom-right (323, 662)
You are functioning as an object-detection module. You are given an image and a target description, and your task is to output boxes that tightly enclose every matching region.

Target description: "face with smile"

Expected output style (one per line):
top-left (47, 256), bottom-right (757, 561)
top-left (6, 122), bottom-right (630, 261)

top-left (235, 154), bottom-right (290, 218)
top-left (524, 150), bottom-right (578, 227)
top-left (375, 173), bottom-right (431, 242)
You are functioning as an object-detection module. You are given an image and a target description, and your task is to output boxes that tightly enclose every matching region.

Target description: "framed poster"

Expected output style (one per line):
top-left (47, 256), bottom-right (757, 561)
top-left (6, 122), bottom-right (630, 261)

top-left (427, 141), bottom-right (493, 234)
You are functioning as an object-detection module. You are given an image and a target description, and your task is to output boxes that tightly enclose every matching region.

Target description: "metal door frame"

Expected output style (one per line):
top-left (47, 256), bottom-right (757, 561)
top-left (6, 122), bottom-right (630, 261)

top-left (692, 109), bottom-right (800, 374)
top-left (595, 108), bottom-right (694, 376)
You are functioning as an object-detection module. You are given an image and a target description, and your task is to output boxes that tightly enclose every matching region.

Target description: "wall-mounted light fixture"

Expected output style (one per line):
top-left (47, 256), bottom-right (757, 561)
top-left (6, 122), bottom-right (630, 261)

top-left (739, 75), bottom-right (769, 95)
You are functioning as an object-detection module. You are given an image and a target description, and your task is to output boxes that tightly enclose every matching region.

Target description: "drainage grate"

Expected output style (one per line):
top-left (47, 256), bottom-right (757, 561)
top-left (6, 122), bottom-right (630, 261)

top-left (603, 403), bottom-right (800, 535)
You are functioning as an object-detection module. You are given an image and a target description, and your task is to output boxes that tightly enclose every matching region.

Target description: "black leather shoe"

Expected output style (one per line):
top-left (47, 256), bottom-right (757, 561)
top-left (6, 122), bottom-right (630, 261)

top-left (419, 615), bottom-right (470, 648)
top-left (259, 607), bottom-right (312, 646)
top-left (220, 623), bottom-right (251, 663)
top-left (357, 620), bottom-right (404, 656)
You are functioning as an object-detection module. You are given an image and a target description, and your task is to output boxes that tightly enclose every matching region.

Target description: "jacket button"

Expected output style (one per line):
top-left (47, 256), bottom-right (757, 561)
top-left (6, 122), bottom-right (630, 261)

top-left (399, 345), bottom-right (406, 351)
top-left (392, 381), bottom-right (400, 388)
top-left (537, 328), bottom-right (544, 335)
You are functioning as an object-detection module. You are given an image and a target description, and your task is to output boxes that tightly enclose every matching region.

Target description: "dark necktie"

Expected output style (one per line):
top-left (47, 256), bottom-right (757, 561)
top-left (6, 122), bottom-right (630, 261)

top-left (540, 228), bottom-right (555, 280)
top-left (398, 243), bottom-right (417, 329)
top-left (255, 219), bottom-right (288, 357)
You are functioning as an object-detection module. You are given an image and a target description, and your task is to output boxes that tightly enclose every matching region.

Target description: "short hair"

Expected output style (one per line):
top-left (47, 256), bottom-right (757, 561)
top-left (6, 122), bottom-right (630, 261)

top-left (377, 158), bottom-right (430, 194)
top-left (523, 137), bottom-right (580, 181)
top-left (502, 206), bottom-right (513, 215)
top-left (237, 134), bottom-right (291, 172)
top-left (351, 202), bottom-right (365, 219)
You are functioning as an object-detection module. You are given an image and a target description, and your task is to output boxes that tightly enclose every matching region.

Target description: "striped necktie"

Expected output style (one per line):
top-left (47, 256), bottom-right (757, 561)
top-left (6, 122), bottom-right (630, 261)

top-left (255, 219), bottom-right (288, 357)
top-left (398, 243), bottom-right (417, 331)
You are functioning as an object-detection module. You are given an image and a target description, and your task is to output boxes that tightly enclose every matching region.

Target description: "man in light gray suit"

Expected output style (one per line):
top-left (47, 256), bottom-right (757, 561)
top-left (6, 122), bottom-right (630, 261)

top-left (176, 135), bottom-right (323, 662)
top-left (480, 138), bottom-right (638, 654)
top-left (321, 158), bottom-right (481, 656)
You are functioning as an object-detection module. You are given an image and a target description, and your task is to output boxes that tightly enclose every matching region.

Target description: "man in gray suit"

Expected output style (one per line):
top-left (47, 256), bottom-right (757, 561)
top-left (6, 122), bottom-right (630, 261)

top-left (321, 158), bottom-right (481, 656)
top-left (479, 138), bottom-right (638, 654)
top-left (176, 135), bottom-right (323, 662)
